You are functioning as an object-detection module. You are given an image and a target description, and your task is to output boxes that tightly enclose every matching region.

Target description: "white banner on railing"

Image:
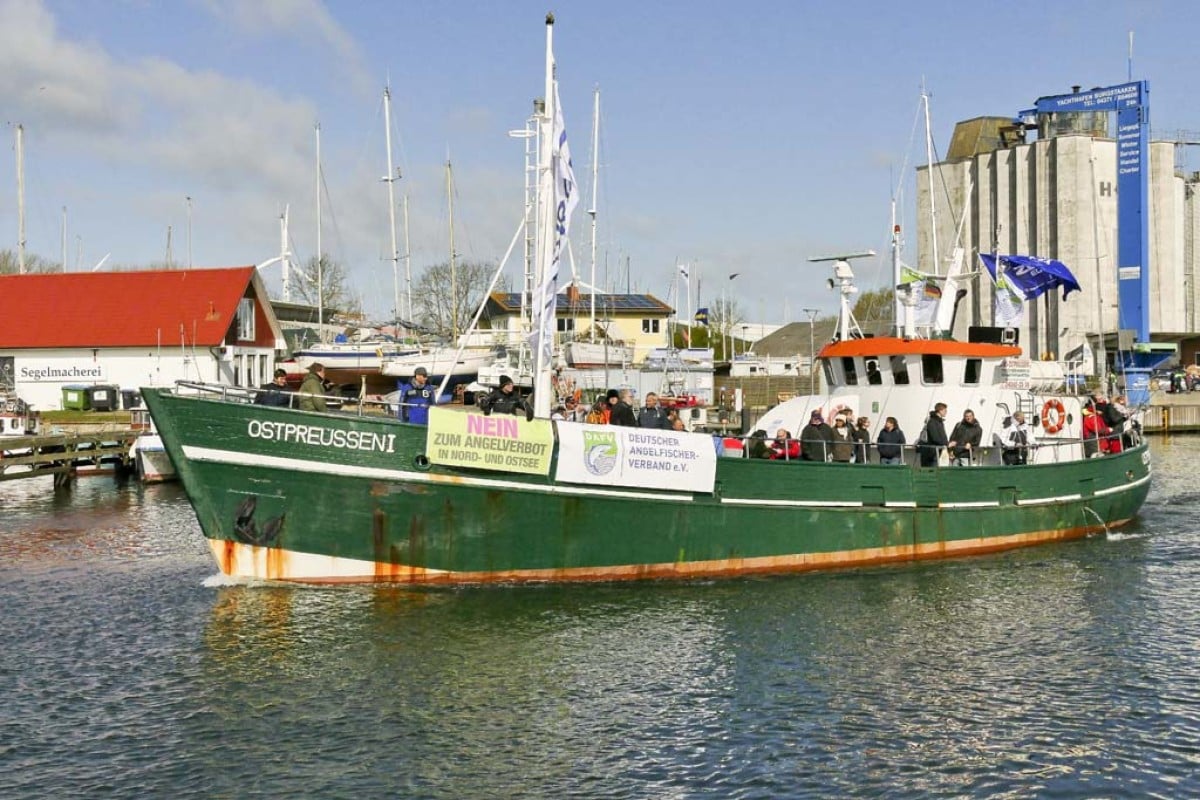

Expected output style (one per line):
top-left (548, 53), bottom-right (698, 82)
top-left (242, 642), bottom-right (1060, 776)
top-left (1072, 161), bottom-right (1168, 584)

top-left (554, 422), bottom-right (717, 493)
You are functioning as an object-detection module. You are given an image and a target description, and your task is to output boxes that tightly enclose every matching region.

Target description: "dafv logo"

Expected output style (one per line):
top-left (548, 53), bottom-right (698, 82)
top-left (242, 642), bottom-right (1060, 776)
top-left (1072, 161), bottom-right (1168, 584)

top-left (582, 430), bottom-right (618, 476)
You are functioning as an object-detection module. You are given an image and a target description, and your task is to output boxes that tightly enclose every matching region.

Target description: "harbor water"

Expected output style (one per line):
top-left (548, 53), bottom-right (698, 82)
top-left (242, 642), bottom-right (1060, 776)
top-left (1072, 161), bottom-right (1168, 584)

top-left (3, 438), bottom-right (1199, 798)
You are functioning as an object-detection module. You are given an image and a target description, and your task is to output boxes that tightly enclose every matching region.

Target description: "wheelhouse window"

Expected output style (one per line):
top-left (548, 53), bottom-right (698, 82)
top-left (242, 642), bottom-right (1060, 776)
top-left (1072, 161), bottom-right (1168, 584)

top-left (921, 354), bottom-right (944, 384)
top-left (237, 298), bottom-right (256, 341)
top-left (890, 355), bottom-right (910, 385)
top-left (822, 359), bottom-right (836, 388)
top-left (964, 357), bottom-right (982, 385)
top-left (865, 358), bottom-right (882, 385)
top-left (841, 356), bottom-right (859, 386)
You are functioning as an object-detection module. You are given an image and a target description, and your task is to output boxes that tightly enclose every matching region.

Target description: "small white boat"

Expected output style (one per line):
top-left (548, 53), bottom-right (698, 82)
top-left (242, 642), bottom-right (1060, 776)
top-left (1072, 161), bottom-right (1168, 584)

top-left (729, 353), bottom-right (808, 377)
top-left (0, 391), bottom-right (37, 438)
top-left (380, 347), bottom-right (496, 385)
top-left (561, 340), bottom-right (634, 368)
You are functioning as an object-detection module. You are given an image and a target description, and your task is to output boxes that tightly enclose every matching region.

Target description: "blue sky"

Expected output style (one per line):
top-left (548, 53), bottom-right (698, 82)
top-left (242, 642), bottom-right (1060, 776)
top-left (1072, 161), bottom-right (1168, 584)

top-left (2, 0), bottom-right (1197, 324)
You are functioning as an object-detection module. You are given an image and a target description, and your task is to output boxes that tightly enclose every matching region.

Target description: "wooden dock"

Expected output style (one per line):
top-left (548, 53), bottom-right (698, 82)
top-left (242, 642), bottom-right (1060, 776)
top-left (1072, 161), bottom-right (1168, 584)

top-left (0, 429), bottom-right (140, 487)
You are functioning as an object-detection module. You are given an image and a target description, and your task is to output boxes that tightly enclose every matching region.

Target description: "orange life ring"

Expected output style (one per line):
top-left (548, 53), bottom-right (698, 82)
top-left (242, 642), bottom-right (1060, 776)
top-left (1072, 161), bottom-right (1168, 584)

top-left (1041, 398), bottom-right (1065, 434)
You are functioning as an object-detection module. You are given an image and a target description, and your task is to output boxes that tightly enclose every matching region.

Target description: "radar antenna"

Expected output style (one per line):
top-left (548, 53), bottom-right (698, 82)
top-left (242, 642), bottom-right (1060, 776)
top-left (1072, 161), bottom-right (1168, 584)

top-left (808, 251), bottom-right (875, 342)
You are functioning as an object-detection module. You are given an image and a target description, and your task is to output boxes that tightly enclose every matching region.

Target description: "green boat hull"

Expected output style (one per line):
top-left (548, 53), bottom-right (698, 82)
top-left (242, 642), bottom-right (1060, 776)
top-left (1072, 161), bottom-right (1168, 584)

top-left (142, 388), bottom-right (1152, 584)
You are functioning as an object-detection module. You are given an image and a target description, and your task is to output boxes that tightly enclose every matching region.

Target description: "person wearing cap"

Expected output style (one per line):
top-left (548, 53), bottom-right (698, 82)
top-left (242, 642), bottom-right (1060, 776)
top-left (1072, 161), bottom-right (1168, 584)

top-left (609, 388), bottom-right (637, 427)
top-left (298, 363), bottom-right (328, 412)
top-left (799, 409), bottom-right (834, 462)
top-left (255, 367), bottom-right (294, 408)
top-left (397, 366), bottom-right (434, 425)
top-left (478, 375), bottom-right (533, 421)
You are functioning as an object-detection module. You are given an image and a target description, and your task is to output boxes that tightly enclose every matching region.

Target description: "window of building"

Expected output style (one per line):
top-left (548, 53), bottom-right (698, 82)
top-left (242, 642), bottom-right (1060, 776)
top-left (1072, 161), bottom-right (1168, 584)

top-left (557, 318), bottom-right (575, 332)
top-left (890, 355), bottom-right (910, 385)
top-left (921, 353), bottom-right (944, 384)
top-left (964, 358), bottom-right (982, 385)
top-left (841, 356), bottom-right (859, 386)
top-left (237, 298), bottom-right (256, 341)
top-left (642, 319), bottom-right (660, 334)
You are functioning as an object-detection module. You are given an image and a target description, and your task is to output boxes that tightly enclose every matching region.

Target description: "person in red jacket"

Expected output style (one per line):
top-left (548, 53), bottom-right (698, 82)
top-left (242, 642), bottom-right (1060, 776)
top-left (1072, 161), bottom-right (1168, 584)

top-left (1081, 405), bottom-right (1110, 457)
top-left (768, 428), bottom-right (800, 461)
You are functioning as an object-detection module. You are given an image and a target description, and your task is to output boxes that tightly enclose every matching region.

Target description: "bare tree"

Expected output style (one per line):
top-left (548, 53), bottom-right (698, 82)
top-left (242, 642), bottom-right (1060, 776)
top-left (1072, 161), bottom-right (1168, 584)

top-left (413, 260), bottom-right (504, 339)
top-left (292, 254), bottom-right (361, 318)
top-left (705, 296), bottom-right (743, 360)
top-left (0, 249), bottom-right (57, 274)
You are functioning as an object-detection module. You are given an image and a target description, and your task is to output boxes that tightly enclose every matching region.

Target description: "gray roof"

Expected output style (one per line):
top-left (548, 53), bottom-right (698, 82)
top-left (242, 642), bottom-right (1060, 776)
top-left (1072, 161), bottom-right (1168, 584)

top-left (754, 318), bottom-right (891, 357)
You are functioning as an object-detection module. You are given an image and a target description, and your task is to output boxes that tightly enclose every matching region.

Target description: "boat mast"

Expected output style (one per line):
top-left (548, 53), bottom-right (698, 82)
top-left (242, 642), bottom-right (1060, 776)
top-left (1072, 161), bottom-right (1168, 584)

top-left (60, 206), bottom-right (67, 272)
top-left (316, 123), bottom-right (323, 342)
top-left (922, 89), bottom-right (939, 278)
top-left (403, 193), bottom-right (412, 326)
top-left (891, 199), bottom-right (903, 335)
top-left (446, 159), bottom-right (458, 342)
top-left (280, 205), bottom-right (291, 302)
top-left (383, 86), bottom-right (402, 330)
top-left (16, 123), bottom-right (25, 274)
top-left (588, 86), bottom-right (600, 342)
top-left (533, 14), bottom-right (556, 418)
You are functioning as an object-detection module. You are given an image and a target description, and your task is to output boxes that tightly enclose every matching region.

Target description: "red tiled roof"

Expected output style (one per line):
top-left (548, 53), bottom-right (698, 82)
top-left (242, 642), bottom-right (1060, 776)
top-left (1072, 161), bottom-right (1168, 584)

top-left (0, 267), bottom-right (259, 349)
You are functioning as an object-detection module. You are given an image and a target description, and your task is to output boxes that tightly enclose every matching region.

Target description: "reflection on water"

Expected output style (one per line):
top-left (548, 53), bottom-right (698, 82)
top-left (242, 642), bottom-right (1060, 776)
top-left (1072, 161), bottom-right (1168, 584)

top-left (2, 440), bottom-right (1200, 797)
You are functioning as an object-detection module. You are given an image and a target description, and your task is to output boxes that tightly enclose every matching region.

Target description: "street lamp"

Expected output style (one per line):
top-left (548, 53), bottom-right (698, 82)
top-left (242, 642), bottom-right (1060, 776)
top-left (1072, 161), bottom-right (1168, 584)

top-left (740, 324), bottom-right (749, 356)
top-left (803, 308), bottom-right (819, 394)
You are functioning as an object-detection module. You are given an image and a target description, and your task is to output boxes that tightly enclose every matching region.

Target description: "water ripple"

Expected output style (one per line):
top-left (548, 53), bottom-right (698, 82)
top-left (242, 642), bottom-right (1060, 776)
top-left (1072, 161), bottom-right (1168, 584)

top-left (2, 441), bottom-right (1200, 797)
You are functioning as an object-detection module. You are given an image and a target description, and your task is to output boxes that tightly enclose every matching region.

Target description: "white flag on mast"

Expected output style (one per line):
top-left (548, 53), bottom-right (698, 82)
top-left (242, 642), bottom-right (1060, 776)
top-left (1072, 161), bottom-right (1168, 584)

top-left (530, 79), bottom-right (579, 367)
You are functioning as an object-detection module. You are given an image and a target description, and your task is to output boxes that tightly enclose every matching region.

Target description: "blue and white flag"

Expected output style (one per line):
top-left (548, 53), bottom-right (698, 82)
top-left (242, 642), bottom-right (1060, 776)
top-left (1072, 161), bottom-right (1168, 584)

top-left (530, 80), bottom-right (579, 366)
top-left (979, 253), bottom-right (1081, 301)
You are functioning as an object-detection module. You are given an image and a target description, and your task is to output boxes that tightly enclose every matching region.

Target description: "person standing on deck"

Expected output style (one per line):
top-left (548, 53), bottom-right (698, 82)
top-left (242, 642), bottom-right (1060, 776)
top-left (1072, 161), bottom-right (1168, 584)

top-left (919, 403), bottom-right (949, 467)
top-left (637, 392), bottom-right (669, 429)
top-left (800, 410), bottom-right (833, 462)
top-left (397, 367), bottom-right (434, 425)
top-left (255, 368), bottom-right (293, 408)
top-left (1002, 411), bottom-right (1031, 465)
top-left (478, 375), bottom-right (533, 420)
top-left (298, 363), bottom-right (328, 412)
top-left (876, 417), bottom-right (906, 465)
top-left (851, 416), bottom-right (871, 463)
top-left (947, 409), bottom-right (982, 466)
top-left (830, 415), bottom-right (854, 463)
top-left (608, 389), bottom-right (637, 427)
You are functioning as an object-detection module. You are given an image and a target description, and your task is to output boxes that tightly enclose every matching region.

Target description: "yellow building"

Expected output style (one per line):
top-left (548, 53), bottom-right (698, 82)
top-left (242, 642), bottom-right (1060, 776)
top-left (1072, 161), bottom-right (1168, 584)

top-left (481, 291), bottom-right (674, 363)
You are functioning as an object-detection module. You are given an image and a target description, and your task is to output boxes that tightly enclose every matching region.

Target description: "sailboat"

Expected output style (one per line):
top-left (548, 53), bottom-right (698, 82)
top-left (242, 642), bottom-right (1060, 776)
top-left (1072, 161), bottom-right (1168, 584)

top-left (140, 16), bottom-right (1149, 585)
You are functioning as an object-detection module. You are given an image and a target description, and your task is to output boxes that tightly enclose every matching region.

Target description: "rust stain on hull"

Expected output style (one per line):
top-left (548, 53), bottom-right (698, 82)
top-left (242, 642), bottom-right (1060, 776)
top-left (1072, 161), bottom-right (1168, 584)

top-left (208, 519), bottom-right (1131, 586)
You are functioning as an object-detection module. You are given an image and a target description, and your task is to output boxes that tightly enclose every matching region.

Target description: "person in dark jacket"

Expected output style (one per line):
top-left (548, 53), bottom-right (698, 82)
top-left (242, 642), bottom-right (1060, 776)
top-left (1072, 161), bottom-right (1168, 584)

top-left (919, 403), bottom-right (949, 467)
top-left (397, 366), bottom-right (434, 425)
top-left (478, 375), bottom-right (533, 420)
top-left (255, 368), bottom-right (294, 408)
top-left (637, 392), bottom-right (669, 429)
top-left (851, 416), bottom-right (872, 463)
top-left (876, 416), bottom-right (906, 465)
top-left (947, 409), bottom-right (983, 466)
top-left (745, 429), bottom-right (771, 459)
top-left (608, 389), bottom-right (637, 427)
top-left (800, 410), bottom-right (834, 462)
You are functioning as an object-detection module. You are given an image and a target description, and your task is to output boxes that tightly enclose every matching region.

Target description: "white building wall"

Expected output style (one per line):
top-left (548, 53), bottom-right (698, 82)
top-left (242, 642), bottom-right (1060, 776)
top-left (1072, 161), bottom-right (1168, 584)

top-left (1, 346), bottom-right (276, 411)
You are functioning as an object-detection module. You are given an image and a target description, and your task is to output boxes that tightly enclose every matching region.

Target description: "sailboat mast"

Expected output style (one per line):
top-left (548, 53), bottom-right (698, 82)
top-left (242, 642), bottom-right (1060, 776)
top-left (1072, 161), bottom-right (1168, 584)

top-left (280, 206), bottom-right (290, 302)
top-left (447, 160), bottom-right (458, 341)
top-left (316, 123), bottom-right (323, 341)
top-left (403, 194), bottom-right (412, 325)
top-left (891, 199), bottom-right (902, 335)
top-left (16, 123), bottom-right (26, 274)
top-left (922, 90), bottom-right (939, 276)
top-left (61, 206), bottom-right (67, 272)
top-left (383, 86), bottom-right (402, 328)
top-left (588, 86), bottom-right (600, 342)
